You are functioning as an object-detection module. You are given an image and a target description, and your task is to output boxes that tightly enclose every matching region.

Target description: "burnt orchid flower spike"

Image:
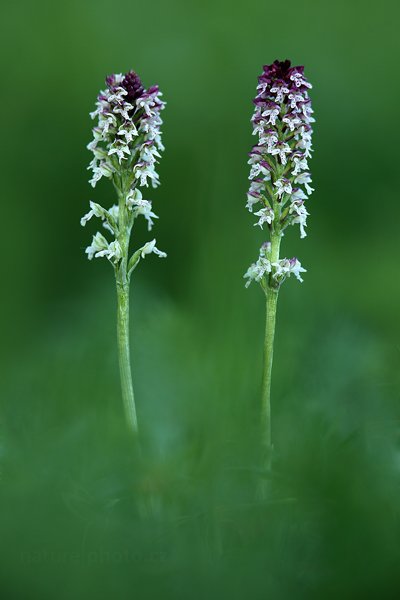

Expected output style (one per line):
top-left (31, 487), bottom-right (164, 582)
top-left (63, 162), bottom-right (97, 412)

top-left (243, 60), bottom-right (315, 455)
top-left (81, 70), bottom-right (166, 434)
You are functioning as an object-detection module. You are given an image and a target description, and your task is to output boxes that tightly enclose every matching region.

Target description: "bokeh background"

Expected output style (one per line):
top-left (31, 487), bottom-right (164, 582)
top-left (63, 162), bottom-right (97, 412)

top-left (1, 0), bottom-right (400, 597)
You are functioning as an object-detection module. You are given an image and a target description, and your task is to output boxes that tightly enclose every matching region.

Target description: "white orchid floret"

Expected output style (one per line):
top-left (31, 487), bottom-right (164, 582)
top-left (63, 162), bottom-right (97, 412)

top-left (270, 82), bottom-right (290, 102)
top-left (113, 102), bottom-right (134, 121)
top-left (289, 200), bottom-right (309, 238)
top-left (259, 131), bottom-right (278, 152)
top-left (103, 205), bottom-right (119, 234)
top-left (254, 207), bottom-right (274, 229)
top-left (274, 178), bottom-right (292, 199)
top-left (140, 142), bottom-right (161, 163)
top-left (292, 154), bottom-right (309, 176)
top-left (137, 96), bottom-right (157, 117)
top-left (261, 103), bottom-right (280, 126)
top-left (246, 185), bottom-right (263, 212)
top-left (288, 91), bottom-right (304, 109)
top-left (85, 233), bottom-right (122, 263)
top-left (243, 243), bottom-right (273, 287)
top-left (290, 71), bottom-right (312, 89)
top-left (140, 239), bottom-right (167, 259)
top-left (81, 201), bottom-right (118, 235)
top-left (124, 188), bottom-right (158, 230)
top-left (85, 232), bottom-right (108, 260)
top-left (80, 201), bottom-right (106, 226)
top-left (107, 86), bottom-right (128, 103)
top-left (89, 161), bottom-right (115, 188)
top-left (249, 162), bottom-right (271, 181)
top-left (270, 142), bottom-right (291, 165)
top-left (282, 113), bottom-right (302, 132)
top-left (294, 172), bottom-right (314, 195)
top-left (134, 162), bottom-right (160, 188)
top-left (101, 240), bottom-right (122, 262)
top-left (134, 202), bottom-right (158, 231)
top-left (126, 188), bottom-right (142, 207)
top-left (290, 187), bottom-right (308, 201)
top-left (244, 257), bottom-right (272, 288)
top-left (117, 125), bottom-right (138, 143)
top-left (272, 257), bottom-right (306, 283)
top-left (108, 141), bottom-right (130, 164)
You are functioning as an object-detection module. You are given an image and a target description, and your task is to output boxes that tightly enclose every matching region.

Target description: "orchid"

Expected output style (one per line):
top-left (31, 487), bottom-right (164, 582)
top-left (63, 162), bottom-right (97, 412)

top-left (81, 70), bottom-right (166, 433)
top-left (244, 59), bottom-right (315, 456)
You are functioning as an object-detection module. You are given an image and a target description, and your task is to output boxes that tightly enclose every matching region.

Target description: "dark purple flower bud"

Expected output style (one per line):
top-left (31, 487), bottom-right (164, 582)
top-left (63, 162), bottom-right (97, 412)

top-left (260, 160), bottom-right (272, 171)
top-left (121, 70), bottom-right (145, 103)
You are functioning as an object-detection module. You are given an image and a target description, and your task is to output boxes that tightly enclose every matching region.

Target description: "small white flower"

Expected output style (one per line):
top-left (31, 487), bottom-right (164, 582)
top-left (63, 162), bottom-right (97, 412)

top-left (243, 250), bottom-right (272, 287)
top-left (289, 258), bottom-right (307, 282)
top-left (85, 232), bottom-right (109, 260)
top-left (134, 162), bottom-right (160, 187)
top-left (80, 201), bottom-right (107, 226)
top-left (294, 172), bottom-right (314, 195)
top-left (117, 125), bottom-right (138, 143)
top-left (290, 72), bottom-right (312, 89)
top-left (259, 131), bottom-right (278, 153)
top-left (246, 193), bottom-right (260, 212)
top-left (135, 200), bottom-right (158, 231)
top-left (140, 239), bottom-right (167, 259)
top-left (107, 86), bottom-right (128, 101)
top-left (244, 263), bottom-right (263, 288)
top-left (113, 102), bottom-right (134, 121)
top-left (249, 162), bottom-right (271, 181)
top-left (288, 92), bottom-right (304, 109)
top-left (261, 106), bottom-right (280, 126)
top-left (290, 188), bottom-right (308, 202)
top-left (98, 240), bottom-right (122, 262)
top-left (252, 119), bottom-right (266, 137)
top-left (256, 81), bottom-right (269, 96)
top-left (254, 207), bottom-right (274, 229)
top-left (270, 83), bottom-right (289, 103)
top-left (292, 155), bottom-right (309, 176)
top-left (272, 257), bottom-right (306, 283)
top-left (270, 142), bottom-right (291, 165)
top-left (274, 178), bottom-right (292, 199)
top-left (103, 205), bottom-right (119, 233)
top-left (289, 200), bottom-right (309, 238)
top-left (126, 188), bottom-right (142, 207)
top-left (246, 180), bottom-right (264, 211)
top-left (89, 162), bottom-right (114, 188)
top-left (296, 131), bottom-right (313, 157)
top-left (108, 142), bottom-right (130, 164)
top-left (137, 94), bottom-right (159, 117)
top-left (282, 113), bottom-right (302, 132)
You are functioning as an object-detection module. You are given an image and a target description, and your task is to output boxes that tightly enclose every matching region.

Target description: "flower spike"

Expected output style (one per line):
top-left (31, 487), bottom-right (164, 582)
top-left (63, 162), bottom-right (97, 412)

top-left (81, 70), bottom-right (167, 434)
top-left (244, 60), bottom-right (315, 457)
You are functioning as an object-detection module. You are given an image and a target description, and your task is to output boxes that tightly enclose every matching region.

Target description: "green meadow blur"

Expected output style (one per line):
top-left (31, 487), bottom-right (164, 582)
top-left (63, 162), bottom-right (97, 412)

top-left (1, 0), bottom-right (400, 597)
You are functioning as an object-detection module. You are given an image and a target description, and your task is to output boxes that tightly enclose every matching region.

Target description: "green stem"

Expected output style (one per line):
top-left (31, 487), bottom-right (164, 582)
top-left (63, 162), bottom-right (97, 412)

top-left (116, 281), bottom-right (138, 433)
top-left (261, 287), bottom-right (279, 452)
top-left (114, 174), bottom-right (137, 434)
top-left (261, 233), bottom-right (281, 454)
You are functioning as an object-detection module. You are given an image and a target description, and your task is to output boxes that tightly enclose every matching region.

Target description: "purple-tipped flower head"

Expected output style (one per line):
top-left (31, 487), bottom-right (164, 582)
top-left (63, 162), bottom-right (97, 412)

top-left (82, 70), bottom-right (167, 264)
top-left (88, 70), bottom-right (165, 189)
top-left (121, 70), bottom-right (145, 103)
top-left (245, 60), bottom-right (314, 289)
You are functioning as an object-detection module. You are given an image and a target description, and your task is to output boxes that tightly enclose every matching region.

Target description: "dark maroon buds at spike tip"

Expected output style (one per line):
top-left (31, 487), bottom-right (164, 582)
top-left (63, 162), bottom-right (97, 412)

top-left (121, 70), bottom-right (145, 103)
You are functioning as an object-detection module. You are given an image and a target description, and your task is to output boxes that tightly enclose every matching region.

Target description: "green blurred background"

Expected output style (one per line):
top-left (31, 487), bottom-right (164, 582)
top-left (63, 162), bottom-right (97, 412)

top-left (1, 0), bottom-right (400, 597)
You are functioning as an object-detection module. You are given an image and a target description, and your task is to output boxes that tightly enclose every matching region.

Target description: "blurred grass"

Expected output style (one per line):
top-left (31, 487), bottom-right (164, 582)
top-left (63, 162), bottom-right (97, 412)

top-left (1, 0), bottom-right (400, 597)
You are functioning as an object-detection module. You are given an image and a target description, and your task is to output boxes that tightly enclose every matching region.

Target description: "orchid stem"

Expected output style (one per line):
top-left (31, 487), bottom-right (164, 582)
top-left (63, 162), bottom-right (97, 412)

top-left (261, 286), bottom-right (279, 455)
top-left (116, 280), bottom-right (138, 433)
